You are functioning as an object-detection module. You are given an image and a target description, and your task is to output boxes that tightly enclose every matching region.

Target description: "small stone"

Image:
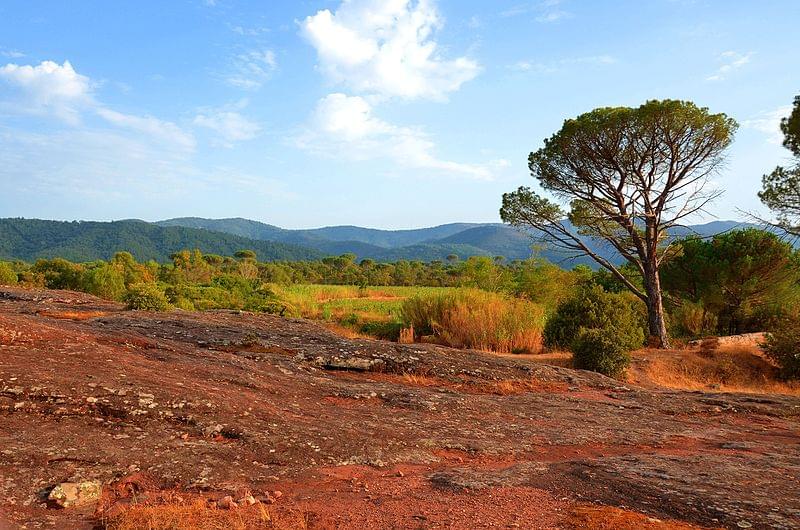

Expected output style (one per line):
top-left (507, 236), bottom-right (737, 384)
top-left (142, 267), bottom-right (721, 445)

top-left (86, 397), bottom-right (98, 404)
top-left (48, 481), bottom-right (102, 508)
top-left (217, 495), bottom-right (237, 509)
top-left (240, 494), bottom-right (256, 506)
top-left (736, 522), bottom-right (753, 529)
top-left (272, 490), bottom-right (282, 499)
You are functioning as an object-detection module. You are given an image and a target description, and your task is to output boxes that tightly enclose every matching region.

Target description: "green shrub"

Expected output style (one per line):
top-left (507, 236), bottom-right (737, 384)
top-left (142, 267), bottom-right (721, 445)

top-left (359, 321), bottom-right (403, 341)
top-left (30, 258), bottom-right (84, 290)
top-left (571, 327), bottom-right (632, 377)
top-left (124, 283), bottom-right (171, 311)
top-left (0, 262), bottom-right (17, 285)
top-left (544, 285), bottom-right (644, 351)
top-left (762, 320), bottom-right (800, 380)
top-left (81, 264), bottom-right (126, 300)
top-left (670, 301), bottom-right (717, 338)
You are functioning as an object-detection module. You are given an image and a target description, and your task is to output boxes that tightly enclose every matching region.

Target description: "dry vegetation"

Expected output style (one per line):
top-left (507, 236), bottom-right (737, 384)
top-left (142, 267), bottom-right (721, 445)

top-left (104, 499), bottom-right (308, 530)
top-left (628, 343), bottom-right (800, 395)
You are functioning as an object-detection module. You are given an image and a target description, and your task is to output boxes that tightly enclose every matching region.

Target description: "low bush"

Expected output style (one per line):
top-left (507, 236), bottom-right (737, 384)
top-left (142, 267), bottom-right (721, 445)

top-left (544, 285), bottom-right (644, 351)
top-left (400, 288), bottom-right (545, 353)
top-left (124, 283), bottom-right (171, 311)
top-left (762, 320), bottom-right (800, 380)
top-left (0, 262), bottom-right (17, 285)
top-left (670, 301), bottom-right (718, 338)
top-left (571, 327), bottom-right (631, 377)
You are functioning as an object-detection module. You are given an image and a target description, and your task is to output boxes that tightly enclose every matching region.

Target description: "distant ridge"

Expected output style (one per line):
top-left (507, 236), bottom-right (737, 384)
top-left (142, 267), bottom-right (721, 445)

top-left (0, 218), bottom-right (323, 263)
top-left (0, 217), bottom-right (764, 264)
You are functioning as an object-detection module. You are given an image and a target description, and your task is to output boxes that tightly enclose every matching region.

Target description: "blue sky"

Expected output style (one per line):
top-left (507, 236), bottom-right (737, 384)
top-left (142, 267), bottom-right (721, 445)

top-left (0, 0), bottom-right (798, 229)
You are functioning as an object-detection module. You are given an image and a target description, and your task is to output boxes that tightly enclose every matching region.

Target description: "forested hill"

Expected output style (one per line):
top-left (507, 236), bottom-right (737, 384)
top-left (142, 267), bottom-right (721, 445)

top-left (0, 217), bottom-right (765, 264)
top-left (0, 219), bottom-right (324, 262)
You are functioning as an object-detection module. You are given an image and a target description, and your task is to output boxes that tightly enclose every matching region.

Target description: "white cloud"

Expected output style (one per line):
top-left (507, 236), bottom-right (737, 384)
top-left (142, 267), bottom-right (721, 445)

top-left (706, 51), bottom-right (753, 81)
top-left (0, 60), bottom-right (195, 152)
top-left (0, 60), bottom-right (92, 123)
top-left (194, 105), bottom-right (260, 146)
top-left (301, 0), bottom-right (479, 100)
top-left (96, 108), bottom-right (195, 152)
top-left (225, 49), bottom-right (277, 90)
top-left (742, 105), bottom-right (792, 144)
top-left (510, 54), bottom-right (616, 73)
top-left (1, 49), bottom-right (25, 59)
top-left (298, 93), bottom-right (505, 180)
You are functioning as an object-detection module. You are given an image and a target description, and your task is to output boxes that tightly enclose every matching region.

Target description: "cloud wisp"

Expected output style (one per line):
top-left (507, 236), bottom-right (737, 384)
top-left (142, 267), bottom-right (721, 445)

top-left (297, 93), bottom-right (507, 180)
top-left (706, 50), bottom-right (753, 82)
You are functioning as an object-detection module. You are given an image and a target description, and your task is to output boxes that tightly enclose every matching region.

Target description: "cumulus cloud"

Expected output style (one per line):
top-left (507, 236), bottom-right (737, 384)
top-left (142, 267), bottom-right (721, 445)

top-left (298, 93), bottom-right (506, 179)
top-left (301, 0), bottom-right (479, 100)
top-left (225, 49), bottom-right (277, 90)
top-left (0, 60), bottom-right (91, 123)
top-left (706, 51), bottom-right (753, 82)
top-left (194, 105), bottom-right (260, 146)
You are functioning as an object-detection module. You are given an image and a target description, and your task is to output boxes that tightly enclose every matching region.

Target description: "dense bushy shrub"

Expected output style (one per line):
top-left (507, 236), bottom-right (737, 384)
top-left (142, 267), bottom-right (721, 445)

top-left (31, 258), bottom-right (84, 290)
top-left (0, 262), bottom-right (17, 285)
top-left (401, 288), bottom-right (545, 353)
top-left (124, 283), bottom-right (171, 311)
top-left (81, 264), bottom-right (126, 300)
top-left (544, 286), bottom-right (644, 351)
top-left (571, 327), bottom-right (631, 377)
top-left (762, 320), bottom-right (800, 380)
top-left (670, 301), bottom-right (718, 337)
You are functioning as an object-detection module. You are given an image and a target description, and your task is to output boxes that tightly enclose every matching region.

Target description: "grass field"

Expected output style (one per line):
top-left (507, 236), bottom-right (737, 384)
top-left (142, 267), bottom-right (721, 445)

top-left (270, 284), bottom-right (451, 324)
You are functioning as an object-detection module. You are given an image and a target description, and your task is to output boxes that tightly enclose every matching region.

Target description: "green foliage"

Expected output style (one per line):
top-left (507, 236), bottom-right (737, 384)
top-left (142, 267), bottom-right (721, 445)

top-left (670, 301), bottom-right (718, 337)
top-left (571, 327), bottom-right (632, 377)
top-left (0, 262), bottom-right (17, 285)
top-left (662, 229), bottom-right (799, 335)
top-left (544, 285), bottom-right (645, 351)
top-left (124, 283), bottom-right (171, 311)
top-left (81, 263), bottom-right (126, 300)
top-left (780, 94), bottom-right (800, 157)
top-left (30, 258), bottom-right (84, 290)
top-left (762, 318), bottom-right (800, 380)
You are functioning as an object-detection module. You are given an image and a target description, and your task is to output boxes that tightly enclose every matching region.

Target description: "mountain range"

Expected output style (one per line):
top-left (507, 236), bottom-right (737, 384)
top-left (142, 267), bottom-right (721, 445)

top-left (0, 217), bottom-right (759, 265)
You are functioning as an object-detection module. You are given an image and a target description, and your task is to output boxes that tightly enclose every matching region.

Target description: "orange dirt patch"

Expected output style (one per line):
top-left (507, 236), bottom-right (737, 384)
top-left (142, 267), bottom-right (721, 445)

top-left (38, 310), bottom-right (109, 320)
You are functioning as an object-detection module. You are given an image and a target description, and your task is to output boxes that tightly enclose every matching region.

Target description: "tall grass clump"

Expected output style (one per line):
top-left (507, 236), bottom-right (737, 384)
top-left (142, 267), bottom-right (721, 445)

top-left (400, 288), bottom-right (545, 353)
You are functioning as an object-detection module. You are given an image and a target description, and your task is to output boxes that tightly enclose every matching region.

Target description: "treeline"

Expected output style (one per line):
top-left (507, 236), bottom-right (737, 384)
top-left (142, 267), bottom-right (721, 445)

top-left (1, 227), bottom-right (798, 339)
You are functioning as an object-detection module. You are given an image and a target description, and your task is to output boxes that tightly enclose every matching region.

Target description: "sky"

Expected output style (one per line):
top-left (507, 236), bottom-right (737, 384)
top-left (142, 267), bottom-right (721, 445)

top-left (0, 0), bottom-right (798, 229)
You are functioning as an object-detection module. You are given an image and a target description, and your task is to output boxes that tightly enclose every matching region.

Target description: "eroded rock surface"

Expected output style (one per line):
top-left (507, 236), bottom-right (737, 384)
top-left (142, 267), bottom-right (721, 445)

top-left (0, 287), bottom-right (798, 529)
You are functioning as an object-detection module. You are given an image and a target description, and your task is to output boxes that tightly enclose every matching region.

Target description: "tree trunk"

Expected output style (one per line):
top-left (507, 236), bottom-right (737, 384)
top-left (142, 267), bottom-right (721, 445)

top-left (643, 266), bottom-right (670, 348)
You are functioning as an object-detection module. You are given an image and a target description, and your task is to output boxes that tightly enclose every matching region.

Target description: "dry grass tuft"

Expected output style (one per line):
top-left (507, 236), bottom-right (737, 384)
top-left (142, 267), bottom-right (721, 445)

top-left (401, 289), bottom-right (545, 354)
top-left (104, 499), bottom-right (307, 530)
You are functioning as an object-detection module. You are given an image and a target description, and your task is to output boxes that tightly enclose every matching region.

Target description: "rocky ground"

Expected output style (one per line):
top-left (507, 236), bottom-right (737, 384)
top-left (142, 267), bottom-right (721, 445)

top-left (0, 286), bottom-right (798, 529)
